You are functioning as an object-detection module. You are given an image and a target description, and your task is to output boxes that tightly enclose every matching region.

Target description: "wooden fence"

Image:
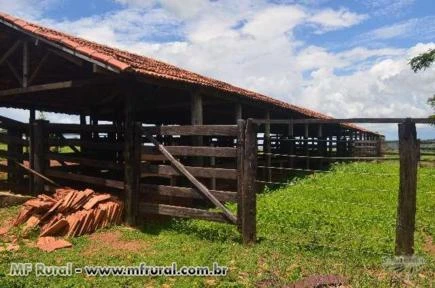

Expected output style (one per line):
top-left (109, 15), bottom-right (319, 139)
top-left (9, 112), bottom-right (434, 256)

top-left (0, 118), bottom-right (257, 244)
top-left (0, 115), bottom-right (433, 252)
top-left (0, 116), bottom-right (29, 191)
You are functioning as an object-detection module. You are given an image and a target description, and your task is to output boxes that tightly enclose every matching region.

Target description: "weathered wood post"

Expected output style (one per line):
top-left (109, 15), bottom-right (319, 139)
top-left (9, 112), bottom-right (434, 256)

top-left (395, 119), bottom-right (419, 256)
top-left (264, 111), bottom-right (271, 182)
top-left (7, 127), bottom-right (23, 192)
top-left (241, 119), bottom-right (257, 244)
top-left (288, 120), bottom-right (294, 169)
top-left (28, 109), bottom-right (35, 195)
top-left (304, 123), bottom-right (309, 169)
top-left (190, 91), bottom-right (204, 168)
top-left (236, 119), bottom-right (246, 232)
top-left (124, 89), bottom-right (141, 226)
top-left (33, 120), bottom-right (48, 194)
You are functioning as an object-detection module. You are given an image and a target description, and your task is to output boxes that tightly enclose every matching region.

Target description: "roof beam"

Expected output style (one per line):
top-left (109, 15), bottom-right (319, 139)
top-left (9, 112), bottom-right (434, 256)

top-left (0, 78), bottom-right (111, 97)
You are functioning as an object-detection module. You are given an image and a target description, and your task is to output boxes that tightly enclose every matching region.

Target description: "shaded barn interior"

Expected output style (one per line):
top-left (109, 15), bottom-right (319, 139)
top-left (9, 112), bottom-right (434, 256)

top-left (0, 13), bottom-right (382, 229)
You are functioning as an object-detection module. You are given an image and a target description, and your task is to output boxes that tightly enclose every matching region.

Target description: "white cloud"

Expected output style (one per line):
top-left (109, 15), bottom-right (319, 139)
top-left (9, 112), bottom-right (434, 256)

top-left (1, 1), bottom-right (433, 139)
top-left (114, 0), bottom-right (207, 19)
top-left (309, 8), bottom-right (368, 33)
top-left (0, 0), bottom-right (57, 19)
top-left (241, 6), bottom-right (306, 39)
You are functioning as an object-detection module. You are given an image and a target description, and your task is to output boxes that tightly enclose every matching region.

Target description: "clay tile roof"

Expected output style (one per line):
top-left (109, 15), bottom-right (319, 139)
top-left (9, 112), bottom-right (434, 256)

top-left (0, 12), bottom-right (377, 134)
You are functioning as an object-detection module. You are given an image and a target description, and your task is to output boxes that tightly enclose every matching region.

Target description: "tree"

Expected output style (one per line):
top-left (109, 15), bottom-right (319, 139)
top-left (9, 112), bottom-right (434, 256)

top-left (410, 49), bottom-right (435, 72)
top-left (410, 49), bottom-right (435, 118)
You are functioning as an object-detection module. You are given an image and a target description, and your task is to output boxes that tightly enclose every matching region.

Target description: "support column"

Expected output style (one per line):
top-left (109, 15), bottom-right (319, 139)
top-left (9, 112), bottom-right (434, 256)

top-left (305, 123), bottom-right (309, 169)
top-left (33, 120), bottom-right (48, 194)
top-left (264, 111), bottom-right (271, 182)
top-left (191, 91), bottom-right (203, 166)
top-left (28, 109), bottom-right (35, 195)
top-left (317, 124), bottom-right (323, 168)
top-left (22, 41), bottom-right (28, 88)
top-left (288, 120), bottom-right (294, 169)
top-left (7, 128), bottom-right (22, 192)
top-left (124, 93), bottom-right (140, 226)
top-left (235, 103), bottom-right (242, 122)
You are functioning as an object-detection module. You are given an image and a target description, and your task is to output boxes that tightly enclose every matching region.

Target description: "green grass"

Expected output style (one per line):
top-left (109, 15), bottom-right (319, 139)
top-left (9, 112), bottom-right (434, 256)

top-left (0, 162), bottom-right (434, 287)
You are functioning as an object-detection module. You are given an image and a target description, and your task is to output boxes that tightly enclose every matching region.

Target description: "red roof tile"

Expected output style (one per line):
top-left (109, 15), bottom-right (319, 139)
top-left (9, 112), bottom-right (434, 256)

top-left (0, 12), bottom-right (377, 134)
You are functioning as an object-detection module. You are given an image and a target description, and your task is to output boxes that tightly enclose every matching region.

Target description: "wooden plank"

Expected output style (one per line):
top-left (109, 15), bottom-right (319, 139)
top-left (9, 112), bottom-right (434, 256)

top-left (395, 120), bottom-right (419, 256)
top-left (144, 125), bottom-right (238, 136)
top-left (0, 134), bottom-right (28, 145)
top-left (46, 123), bottom-right (121, 133)
top-left (142, 164), bottom-right (237, 180)
top-left (139, 202), bottom-right (232, 224)
top-left (144, 133), bottom-right (237, 224)
top-left (0, 79), bottom-right (112, 97)
top-left (0, 150), bottom-right (27, 161)
top-left (45, 169), bottom-right (124, 189)
top-left (140, 184), bottom-right (237, 202)
top-left (241, 119), bottom-right (257, 244)
top-left (142, 146), bottom-right (237, 158)
top-left (0, 163), bottom-right (7, 172)
top-left (45, 152), bottom-right (123, 170)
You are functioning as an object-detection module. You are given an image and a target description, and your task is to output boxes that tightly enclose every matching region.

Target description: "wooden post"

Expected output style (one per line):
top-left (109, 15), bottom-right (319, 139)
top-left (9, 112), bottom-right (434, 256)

top-left (28, 109), bottom-right (35, 195)
top-left (191, 91), bottom-right (203, 166)
top-left (236, 119), bottom-right (246, 232)
top-left (235, 104), bottom-right (242, 122)
top-left (288, 120), bottom-right (294, 169)
top-left (242, 119), bottom-right (257, 244)
top-left (33, 120), bottom-right (48, 194)
top-left (124, 92), bottom-right (140, 226)
top-left (7, 128), bottom-right (22, 192)
top-left (317, 124), bottom-right (323, 168)
top-left (22, 41), bottom-right (28, 88)
top-left (395, 119), bottom-right (419, 256)
top-left (305, 123), bottom-right (309, 169)
top-left (264, 111), bottom-right (271, 182)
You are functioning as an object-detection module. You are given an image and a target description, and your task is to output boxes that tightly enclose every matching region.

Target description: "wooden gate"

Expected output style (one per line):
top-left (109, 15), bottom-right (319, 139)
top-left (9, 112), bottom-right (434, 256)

top-left (133, 120), bottom-right (257, 244)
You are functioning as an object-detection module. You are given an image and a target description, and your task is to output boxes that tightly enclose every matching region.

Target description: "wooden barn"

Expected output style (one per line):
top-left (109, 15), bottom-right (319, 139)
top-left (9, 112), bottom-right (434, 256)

top-left (0, 13), bottom-right (382, 242)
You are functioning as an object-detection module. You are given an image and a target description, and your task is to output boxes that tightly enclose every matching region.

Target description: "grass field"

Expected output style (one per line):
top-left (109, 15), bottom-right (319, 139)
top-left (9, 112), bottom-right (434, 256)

top-left (0, 162), bottom-right (434, 287)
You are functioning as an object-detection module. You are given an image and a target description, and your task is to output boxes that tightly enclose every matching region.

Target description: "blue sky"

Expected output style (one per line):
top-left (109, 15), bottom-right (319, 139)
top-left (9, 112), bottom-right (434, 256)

top-left (0, 0), bottom-right (434, 139)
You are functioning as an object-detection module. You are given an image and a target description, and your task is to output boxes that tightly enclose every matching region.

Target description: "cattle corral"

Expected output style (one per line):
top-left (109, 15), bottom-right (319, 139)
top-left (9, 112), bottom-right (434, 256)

top-left (0, 12), bottom-right (433, 255)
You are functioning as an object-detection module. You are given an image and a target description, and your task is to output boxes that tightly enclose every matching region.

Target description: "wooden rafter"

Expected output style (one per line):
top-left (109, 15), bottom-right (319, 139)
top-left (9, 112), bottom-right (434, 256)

top-left (6, 60), bottom-right (22, 86)
top-left (0, 40), bottom-right (21, 65)
top-left (28, 51), bottom-right (50, 85)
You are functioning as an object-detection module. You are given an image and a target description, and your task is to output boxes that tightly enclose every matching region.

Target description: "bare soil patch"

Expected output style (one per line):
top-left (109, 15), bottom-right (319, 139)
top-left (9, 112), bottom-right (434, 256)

top-left (82, 230), bottom-right (148, 256)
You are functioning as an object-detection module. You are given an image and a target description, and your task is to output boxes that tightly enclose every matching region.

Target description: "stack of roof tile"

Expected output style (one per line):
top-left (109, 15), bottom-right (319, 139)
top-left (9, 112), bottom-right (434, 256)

top-left (13, 188), bottom-right (123, 238)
